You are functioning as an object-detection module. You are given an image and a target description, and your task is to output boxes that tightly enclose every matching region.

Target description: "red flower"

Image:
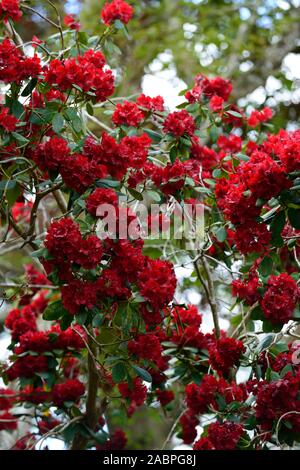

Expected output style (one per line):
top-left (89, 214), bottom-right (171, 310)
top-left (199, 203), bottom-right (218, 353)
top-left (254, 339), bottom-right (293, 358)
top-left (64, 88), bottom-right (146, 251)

top-left (97, 429), bottom-right (127, 450)
top-left (0, 411), bottom-right (18, 431)
top-left (138, 258), bottom-right (177, 309)
top-left (156, 389), bottom-right (174, 407)
top-left (86, 188), bottom-right (118, 216)
top-left (209, 95), bottom-right (224, 112)
top-left (101, 0), bottom-right (134, 25)
top-left (6, 355), bottom-right (48, 380)
top-left (180, 411), bottom-right (198, 444)
top-left (52, 379), bottom-right (85, 407)
top-left (209, 336), bottom-right (245, 375)
top-left (206, 421), bottom-right (243, 450)
top-left (0, 388), bottom-right (15, 410)
top-left (261, 273), bottom-right (299, 324)
top-left (118, 377), bottom-right (147, 407)
top-left (136, 94), bottom-right (164, 112)
top-left (0, 106), bottom-right (18, 131)
top-left (128, 333), bottom-right (162, 362)
top-left (163, 110), bottom-right (195, 137)
top-left (32, 136), bottom-right (70, 172)
top-left (112, 101), bottom-right (144, 127)
top-left (61, 280), bottom-right (98, 315)
top-left (0, 0), bottom-right (22, 22)
top-left (248, 107), bottom-right (272, 127)
top-left (64, 14), bottom-right (80, 31)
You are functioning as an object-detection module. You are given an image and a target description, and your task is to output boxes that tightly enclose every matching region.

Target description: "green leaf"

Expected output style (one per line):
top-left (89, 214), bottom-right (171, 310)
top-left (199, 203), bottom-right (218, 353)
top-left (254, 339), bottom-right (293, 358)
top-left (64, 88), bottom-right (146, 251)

top-left (43, 300), bottom-right (68, 321)
top-left (86, 102), bottom-right (94, 116)
top-left (21, 78), bottom-right (38, 97)
top-left (92, 313), bottom-right (104, 328)
top-left (96, 178), bottom-right (120, 189)
top-left (257, 333), bottom-right (275, 353)
top-left (52, 113), bottom-right (64, 134)
top-left (112, 363), bottom-right (127, 383)
top-left (128, 187), bottom-right (143, 201)
top-left (11, 132), bottom-right (30, 145)
top-left (258, 256), bottom-right (273, 278)
top-left (288, 208), bottom-right (300, 230)
top-left (132, 365), bottom-right (152, 383)
top-left (143, 128), bottom-right (162, 143)
top-left (215, 226), bottom-right (227, 243)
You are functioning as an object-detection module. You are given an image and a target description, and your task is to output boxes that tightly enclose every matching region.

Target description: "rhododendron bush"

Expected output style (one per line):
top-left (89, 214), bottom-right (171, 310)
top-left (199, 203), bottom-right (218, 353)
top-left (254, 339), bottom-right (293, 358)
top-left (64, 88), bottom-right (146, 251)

top-left (1, 0), bottom-right (300, 452)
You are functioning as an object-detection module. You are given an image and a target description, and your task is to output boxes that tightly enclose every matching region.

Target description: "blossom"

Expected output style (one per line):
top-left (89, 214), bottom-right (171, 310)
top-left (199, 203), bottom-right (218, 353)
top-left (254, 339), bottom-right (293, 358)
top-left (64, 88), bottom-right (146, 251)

top-left (0, 0), bottom-right (22, 22)
top-left (136, 94), bottom-right (164, 112)
top-left (86, 188), bottom-right (118, 216)
top-left (163, 110), bottom-right (195, 137)
top-left (112, 101), bottom-right (144, 127)
top-left (204, 421), bottom-right (243, 450)
top-left (118, 377), bottom-right (147, 407)
top-left (61, 280), bottom-right (98, 315)
top-left (101, 0), bottom-right (134, 25)
top-left (261, 273), bottom-right (299, 324)
top-left (209, 95), bottom-right (224, 112)
top-left (156, 389), bottom-right (174, 407)
top-left (32, 136), bottom-right (70, 172)
top-left (64, 14), bottom-right (80, 31)
top-left (209, 336), bottom-right (245, 375)
top-left (248, 107), bottom-right (272, 127)
top-left (138, 258), bottom-right (177, 309)
top-left (0, 106), bottom-right (18, 131)
top-left (52, 379), bottom-right (85, 407)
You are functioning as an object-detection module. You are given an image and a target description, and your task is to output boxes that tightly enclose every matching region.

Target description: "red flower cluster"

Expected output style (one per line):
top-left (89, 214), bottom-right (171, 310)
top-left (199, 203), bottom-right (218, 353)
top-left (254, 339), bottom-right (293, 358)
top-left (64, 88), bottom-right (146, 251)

top-left (83, 132), bottom-right (151, 179)
top-left (32, 136), bottom-right (70, 172)
top-left (260, 273), bottom-right (299, 324)
top-left (138, 258), bottom-right (177, 309)
top-left (0, 39), bottom-right (41, 84)
top-left (248, 107), bottom-right (272, 127)
top-left (186, 74), bottom-right (233, 103)
top-left (45, 218), bottom-right (103, 271)
top-left (128, 333), bottom-right (162, 362)
top-left (255, 373), bottom-right (300, 432)
top-left (64, 14), bottom-right (80, 31)
top-left (52, 379), bottom-right (85, 407)
top-left (163, 110), bottom-right (195, 137)
top-left (0, 106), bottom-right (18, 132)
top-left (112, 101), bottom-right (144, 127)
top-left (101, 0), bottom-right (133, 25)
top-left (194, 422), bottom-right (243, 450)
top-left (0, 0), bottom-right (22, 22)
top-left (86, 188), bottom-right (118, 216)
top-left (136, 94), bottom-right (164, 112)
top-left (118, 377), bottom-right (147, 412)
top-left (45, 50), bottom-right (114, 102)
top-left (209, 336), bottom-right (245, 376)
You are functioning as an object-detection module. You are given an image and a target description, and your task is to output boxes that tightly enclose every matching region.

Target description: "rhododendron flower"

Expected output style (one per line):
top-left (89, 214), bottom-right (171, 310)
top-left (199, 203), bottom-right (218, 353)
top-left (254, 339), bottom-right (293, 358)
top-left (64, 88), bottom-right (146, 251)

top-left (136, 94), bottom-right (164, 112)
top-left (64, 14), bottom-right (80, 31)
top-left (52, 379), bottom-right (85, 407)
top-left (101, 0), bottom-right (133, 26)
top-left (163, 110), bottom-right (195, 137)
top-left (0, 0), bottom-right (22, 23)
top-left (112, 101), bottom-right (144, 127)
top-left (209, 95), bottom-right (224, 112)
top-left (261, 273), bottom-right (299, 324)
top-left (248, 107), bottom-right (272, 127)
top-left (209, 336), bottom-right (245, 375)
top-left (195, 422), bottom-right (244, 450)
top-left (0, 106), bottom-right (18, 131)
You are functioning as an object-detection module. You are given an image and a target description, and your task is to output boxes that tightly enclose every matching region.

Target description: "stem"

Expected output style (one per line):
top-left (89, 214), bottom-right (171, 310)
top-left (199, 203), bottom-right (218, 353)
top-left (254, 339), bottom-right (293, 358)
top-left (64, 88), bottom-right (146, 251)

top-left (194, 256), bottom-right (220, 338)
top-left (71, 334), bottom-right (100, 450)
top-left (53, 190), bottom-right (68, 214)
